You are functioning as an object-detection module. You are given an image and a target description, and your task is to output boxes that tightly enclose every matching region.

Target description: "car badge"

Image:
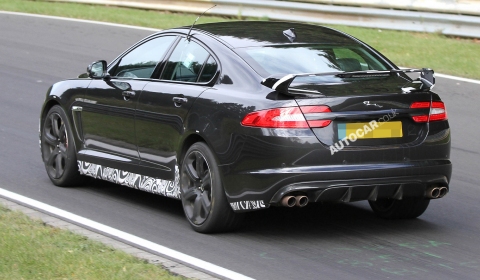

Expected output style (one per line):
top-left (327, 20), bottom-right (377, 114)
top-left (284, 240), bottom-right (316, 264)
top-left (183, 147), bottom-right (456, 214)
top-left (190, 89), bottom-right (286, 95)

top-left (363, 101), bottom-right (383, 108)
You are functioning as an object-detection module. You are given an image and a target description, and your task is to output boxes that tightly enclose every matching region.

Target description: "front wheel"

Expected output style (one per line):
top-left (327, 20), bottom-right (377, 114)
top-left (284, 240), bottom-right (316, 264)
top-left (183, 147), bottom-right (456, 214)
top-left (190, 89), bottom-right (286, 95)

top-left (369, 197), bottom-right (430, 219)
top-left (180, 142), bottom-right (243, 233)
top-left (41, 105), bottom-right (86, 187)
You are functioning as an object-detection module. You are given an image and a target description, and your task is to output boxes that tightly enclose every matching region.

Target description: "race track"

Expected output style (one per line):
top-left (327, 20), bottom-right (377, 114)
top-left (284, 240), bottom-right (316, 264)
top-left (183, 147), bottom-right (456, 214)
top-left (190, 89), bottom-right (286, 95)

top-left (1, 12), bottom-right (480, 280)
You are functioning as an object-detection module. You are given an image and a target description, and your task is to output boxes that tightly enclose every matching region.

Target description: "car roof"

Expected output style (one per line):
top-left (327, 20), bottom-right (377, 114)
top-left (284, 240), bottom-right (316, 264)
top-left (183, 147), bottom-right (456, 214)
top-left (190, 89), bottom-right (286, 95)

top-left (182, 21), bottom-right (359, 48)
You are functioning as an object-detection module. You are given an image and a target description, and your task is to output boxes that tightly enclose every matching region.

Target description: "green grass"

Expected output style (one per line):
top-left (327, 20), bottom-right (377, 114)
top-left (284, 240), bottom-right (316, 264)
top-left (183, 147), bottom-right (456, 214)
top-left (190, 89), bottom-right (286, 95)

top-left (0, 0), bottom-right (479, 79)
top-left (0, 205), bottom-right (184, 279)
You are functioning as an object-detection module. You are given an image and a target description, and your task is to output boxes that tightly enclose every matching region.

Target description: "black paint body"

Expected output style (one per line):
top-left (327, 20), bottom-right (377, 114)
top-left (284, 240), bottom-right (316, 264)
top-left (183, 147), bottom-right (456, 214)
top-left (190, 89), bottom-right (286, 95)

top-left (40, 22), bottom-right (451, 212)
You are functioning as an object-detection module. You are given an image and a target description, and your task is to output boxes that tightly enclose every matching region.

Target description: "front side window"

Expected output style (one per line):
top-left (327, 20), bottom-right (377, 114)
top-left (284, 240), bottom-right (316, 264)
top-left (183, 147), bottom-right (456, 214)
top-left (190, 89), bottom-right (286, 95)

top-left (112, 36), bottom-right (176, 79)
top-left (161, 38), bottom-right (216, 83)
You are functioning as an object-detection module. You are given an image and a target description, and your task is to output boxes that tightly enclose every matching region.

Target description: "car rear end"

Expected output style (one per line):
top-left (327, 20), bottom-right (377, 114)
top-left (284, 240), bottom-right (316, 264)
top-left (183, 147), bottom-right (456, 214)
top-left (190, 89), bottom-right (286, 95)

top-left (224, 29), bottom-right (451, 216)
top-left (290, 76), bottom-right (451, 200)
top-left (235, 76), bottom-right (451, 208)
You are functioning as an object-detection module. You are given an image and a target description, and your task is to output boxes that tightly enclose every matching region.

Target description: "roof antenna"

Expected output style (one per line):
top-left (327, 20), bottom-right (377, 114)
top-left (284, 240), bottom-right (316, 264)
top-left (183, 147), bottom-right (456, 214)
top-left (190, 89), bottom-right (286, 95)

top-left (283, 28), bottom-right (297, 43)
top-left (187, 5), bottom-right (216, 41)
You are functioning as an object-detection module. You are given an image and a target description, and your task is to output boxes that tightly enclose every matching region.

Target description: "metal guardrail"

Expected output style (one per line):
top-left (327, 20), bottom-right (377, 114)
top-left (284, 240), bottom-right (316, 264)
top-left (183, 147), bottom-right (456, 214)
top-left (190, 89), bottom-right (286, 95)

top-left (288, 0), bottom-right (480, 17)
top-left (52, 0), bottom-right (480, 38)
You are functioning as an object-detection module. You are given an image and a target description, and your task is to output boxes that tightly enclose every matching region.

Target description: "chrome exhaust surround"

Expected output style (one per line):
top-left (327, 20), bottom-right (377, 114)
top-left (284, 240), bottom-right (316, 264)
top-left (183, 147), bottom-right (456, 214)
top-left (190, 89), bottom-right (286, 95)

top-left (426, 185), bottom-right (448, 199)
top-left (281, 196), bottom-right (296, 207)
top-left (295, 196), bottom-right (309, 207)
top-left (438, 186), bottom-right (448, 198)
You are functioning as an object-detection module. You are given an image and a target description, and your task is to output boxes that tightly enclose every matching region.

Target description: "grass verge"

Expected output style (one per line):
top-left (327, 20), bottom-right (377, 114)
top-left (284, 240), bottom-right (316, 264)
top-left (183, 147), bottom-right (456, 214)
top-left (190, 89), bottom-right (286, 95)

top-left (0, 205), bottom-right (184, 279)
top-left (0, 0), bottom-right (479, 79)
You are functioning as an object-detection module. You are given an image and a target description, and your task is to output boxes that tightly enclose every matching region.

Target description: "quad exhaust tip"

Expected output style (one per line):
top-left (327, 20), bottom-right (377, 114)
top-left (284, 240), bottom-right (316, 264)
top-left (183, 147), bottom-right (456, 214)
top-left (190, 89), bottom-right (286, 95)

top-left (281, 196), bottom-right (296, 207)
top-left (426, 186), bottom-right (448, 199)
top-left (295, 195), bottom-right (309, 207)
top-left (438, 186), bottom-right (448, 198)
top-left (281, 195), bottom-right (309, 207)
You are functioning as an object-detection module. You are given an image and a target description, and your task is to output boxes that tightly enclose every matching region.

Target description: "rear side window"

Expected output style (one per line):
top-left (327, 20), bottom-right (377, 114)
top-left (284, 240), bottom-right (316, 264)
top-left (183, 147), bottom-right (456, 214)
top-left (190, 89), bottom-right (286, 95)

top-left (161, 38), bottom-right (217, 83)
top-left (112, 36), bottom-right (176, 79)
top-left (198, 56), bottom-right (218, 82)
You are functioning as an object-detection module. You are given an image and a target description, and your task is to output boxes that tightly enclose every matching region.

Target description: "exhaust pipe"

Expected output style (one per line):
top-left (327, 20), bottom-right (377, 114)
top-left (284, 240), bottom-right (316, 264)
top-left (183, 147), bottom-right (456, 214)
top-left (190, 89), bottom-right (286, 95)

top-left (438, 187), bottom-right (448, 198)
top-left (281, 196), bottom-right (296, 207)
top-left (426, 185), bottom-right (450, 199)
top-left (426, 186), bottom-right (440, 199)
top-left (295, 196), bottom-right (309, 207)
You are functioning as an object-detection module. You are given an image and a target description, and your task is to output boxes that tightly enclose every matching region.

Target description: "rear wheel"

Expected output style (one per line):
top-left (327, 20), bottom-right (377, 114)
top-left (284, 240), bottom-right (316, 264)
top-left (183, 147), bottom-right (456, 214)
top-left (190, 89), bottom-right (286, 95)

top-left (41, 105), bottom-right (86, 186)
top-left (369, 197), bottom-right (430, 219)
top-left (180, 142), bottom-right (243, 233)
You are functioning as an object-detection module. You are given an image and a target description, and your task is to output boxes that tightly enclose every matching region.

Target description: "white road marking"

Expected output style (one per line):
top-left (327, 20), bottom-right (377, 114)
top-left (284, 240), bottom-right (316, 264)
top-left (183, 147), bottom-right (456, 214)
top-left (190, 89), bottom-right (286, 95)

top-left (0, 188), bottom-right (255, 280)
top-left (0, 11), bottom-right (159, 31)
top-left (435, 73), bottom-right (480, 85)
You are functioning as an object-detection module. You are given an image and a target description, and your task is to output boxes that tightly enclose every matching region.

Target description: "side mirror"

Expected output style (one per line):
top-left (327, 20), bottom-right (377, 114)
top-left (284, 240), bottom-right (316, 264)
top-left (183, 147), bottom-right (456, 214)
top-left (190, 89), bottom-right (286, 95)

top-left (87, 60), bottom-right (109, 79)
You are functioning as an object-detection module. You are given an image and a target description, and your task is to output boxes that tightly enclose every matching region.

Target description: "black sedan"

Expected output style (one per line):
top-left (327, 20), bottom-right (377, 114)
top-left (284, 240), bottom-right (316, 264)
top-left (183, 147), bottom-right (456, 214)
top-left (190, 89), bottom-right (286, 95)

top-left (40, 21), bottom-right (451, 233)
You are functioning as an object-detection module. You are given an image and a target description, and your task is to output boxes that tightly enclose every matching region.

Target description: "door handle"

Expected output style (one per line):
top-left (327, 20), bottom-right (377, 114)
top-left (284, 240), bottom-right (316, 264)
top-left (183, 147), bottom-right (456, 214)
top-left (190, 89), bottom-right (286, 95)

top-left (173, 97), bottom-right (188, 106)
top-left (122, 90), bottom-right (135, 100)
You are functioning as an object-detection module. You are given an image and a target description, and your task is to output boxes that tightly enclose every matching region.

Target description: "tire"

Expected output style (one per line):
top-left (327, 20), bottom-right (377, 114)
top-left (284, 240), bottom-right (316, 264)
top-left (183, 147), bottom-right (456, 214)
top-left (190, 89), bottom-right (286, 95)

top-left (369, 197), bottom-right (430, 219)
top-left (41, 105), bottom-right (86, 187)
top-left (180, 142), bottom-right (243, 233)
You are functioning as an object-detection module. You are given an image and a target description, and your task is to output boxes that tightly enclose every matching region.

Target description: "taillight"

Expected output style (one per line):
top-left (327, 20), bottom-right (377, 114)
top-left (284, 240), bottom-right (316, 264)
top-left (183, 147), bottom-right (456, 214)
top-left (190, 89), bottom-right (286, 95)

top-left (300, 105), bottom-right (332, 127)
top-left (241, 106), bottom-right (332, 128)
top-left (429, 102), bottom-right (448, 121)
top-left (410, 101), bottom-right (447, 123)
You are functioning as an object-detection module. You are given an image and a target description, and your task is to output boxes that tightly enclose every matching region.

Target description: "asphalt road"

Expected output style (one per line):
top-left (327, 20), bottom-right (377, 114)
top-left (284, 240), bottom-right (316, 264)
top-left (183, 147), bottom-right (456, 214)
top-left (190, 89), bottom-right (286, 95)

top-left (1, 12), bottom-right (480, 280)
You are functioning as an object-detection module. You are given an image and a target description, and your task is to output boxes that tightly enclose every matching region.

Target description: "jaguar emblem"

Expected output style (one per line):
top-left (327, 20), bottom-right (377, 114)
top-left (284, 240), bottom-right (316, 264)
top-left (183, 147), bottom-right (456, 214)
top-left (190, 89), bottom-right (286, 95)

top-left (363, 101), bottom-right (383, 108)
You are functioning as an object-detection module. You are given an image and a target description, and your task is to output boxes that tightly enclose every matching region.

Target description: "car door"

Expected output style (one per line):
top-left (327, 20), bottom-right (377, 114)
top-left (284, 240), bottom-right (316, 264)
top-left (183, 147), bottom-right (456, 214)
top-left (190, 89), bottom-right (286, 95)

top-left (135, 37), bottom-right (219, 179)
top-left (79, 35), bottom-right (177, 171)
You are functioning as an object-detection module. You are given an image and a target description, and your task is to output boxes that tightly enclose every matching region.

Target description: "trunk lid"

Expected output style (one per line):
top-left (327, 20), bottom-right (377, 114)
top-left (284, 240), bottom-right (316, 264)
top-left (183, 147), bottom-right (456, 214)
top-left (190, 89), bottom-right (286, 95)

top-left (292, 75), bottom-right (431, 148)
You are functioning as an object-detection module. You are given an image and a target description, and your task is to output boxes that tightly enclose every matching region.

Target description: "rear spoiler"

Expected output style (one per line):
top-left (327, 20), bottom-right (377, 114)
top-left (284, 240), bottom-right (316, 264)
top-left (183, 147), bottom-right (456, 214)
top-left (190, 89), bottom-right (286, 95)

top-left (261, 68), bottom-right (435, 95)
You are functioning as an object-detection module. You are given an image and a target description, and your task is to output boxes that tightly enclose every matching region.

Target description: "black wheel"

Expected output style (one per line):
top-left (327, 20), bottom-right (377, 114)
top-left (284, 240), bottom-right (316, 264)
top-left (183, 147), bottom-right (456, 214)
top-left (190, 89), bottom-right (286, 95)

top-left (369, 197), bottom-right (430, 219)
top-left (41, 105), bottom-right (86, 186)
top-left (180, 142), bottom-right (243, 233)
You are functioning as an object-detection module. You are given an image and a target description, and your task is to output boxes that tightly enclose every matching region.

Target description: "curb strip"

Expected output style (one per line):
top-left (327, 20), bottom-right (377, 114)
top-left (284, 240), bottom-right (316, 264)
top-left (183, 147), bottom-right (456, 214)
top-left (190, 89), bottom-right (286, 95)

top-left (0, 194), bottom-right (223, 280)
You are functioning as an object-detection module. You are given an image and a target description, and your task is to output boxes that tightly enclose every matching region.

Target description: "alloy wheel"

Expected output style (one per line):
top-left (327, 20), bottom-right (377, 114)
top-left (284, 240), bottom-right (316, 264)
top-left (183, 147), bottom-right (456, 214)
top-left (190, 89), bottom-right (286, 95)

top-left (181, 150), bottom-right (213, 225)
top-left (42, 112), bottom-right (68, 179)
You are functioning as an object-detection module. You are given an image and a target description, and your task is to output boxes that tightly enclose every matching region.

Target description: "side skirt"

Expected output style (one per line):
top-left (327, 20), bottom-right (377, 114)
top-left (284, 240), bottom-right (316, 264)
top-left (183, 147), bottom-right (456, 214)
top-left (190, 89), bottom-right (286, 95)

top-left (77, 161), bottom-right (180, 199)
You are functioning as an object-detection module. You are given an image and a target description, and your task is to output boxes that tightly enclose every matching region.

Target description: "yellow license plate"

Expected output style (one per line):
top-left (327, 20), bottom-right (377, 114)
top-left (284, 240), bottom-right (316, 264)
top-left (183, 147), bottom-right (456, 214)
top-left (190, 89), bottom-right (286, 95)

top-left (338, 121), bottom-right (403, 139)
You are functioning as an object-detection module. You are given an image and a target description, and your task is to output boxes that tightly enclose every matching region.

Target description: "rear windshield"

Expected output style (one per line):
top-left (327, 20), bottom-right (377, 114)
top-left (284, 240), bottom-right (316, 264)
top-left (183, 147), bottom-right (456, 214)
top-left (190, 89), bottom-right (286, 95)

top-left (235, 44), bottom-right (390, 78)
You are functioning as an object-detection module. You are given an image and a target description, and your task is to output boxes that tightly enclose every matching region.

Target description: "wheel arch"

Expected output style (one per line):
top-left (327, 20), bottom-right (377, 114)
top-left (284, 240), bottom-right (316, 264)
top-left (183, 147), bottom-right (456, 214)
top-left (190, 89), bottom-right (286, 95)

top-left (178, 138), bottom-right (244, 232)
top-left (178, 131), bottom-right (238, 205)
top-left (40, 99), bottom-right (61, 131)
top-left (178, 133), bottom-right (207, 166)
top-left (40, 99), bottom-right (82, 155)
top-left (39, 102), bottom-right (88, 186)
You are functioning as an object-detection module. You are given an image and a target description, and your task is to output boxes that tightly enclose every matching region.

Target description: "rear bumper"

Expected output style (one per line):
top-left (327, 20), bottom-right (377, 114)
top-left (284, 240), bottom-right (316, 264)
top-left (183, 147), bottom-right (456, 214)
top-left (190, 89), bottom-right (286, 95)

top-left (224, 160), bottom-right (452, 212)
top-left (270, 174), bottom-right (448, 204)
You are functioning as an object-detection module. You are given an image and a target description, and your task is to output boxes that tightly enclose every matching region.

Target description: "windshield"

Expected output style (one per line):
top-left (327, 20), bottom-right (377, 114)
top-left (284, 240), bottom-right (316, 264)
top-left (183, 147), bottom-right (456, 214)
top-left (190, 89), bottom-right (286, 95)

top-left (235, 44), bottom-right (390, 78)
